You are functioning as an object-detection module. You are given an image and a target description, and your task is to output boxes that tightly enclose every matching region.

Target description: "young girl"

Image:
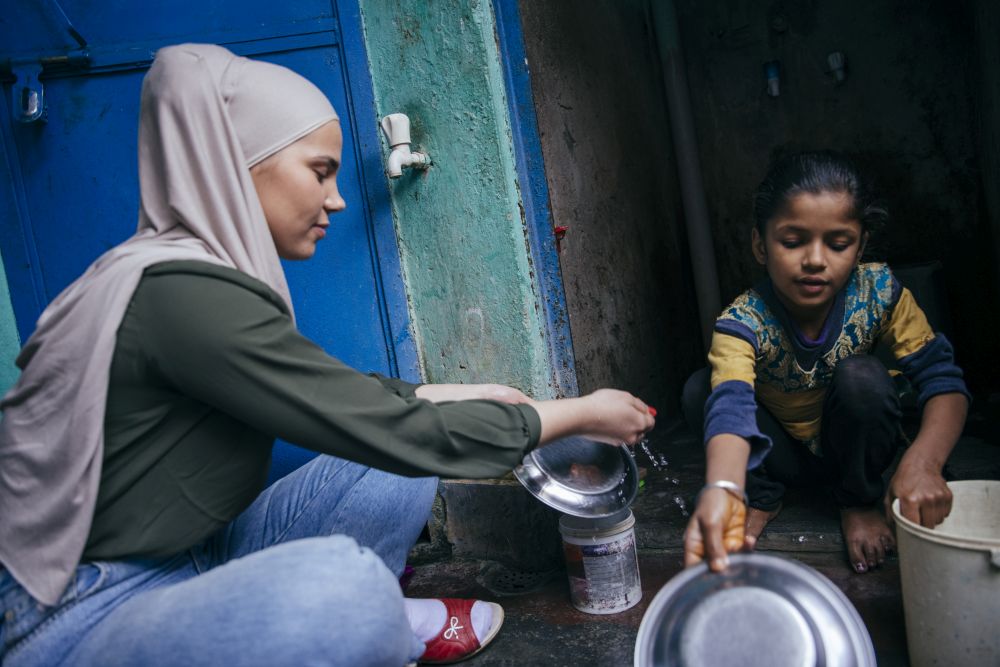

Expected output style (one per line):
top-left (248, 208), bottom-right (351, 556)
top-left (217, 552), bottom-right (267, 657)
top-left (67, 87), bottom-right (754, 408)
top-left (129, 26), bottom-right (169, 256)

top-left (682, 151), bottom-right (969, 574)
top-left (0, 45), bottom-right (654, 666)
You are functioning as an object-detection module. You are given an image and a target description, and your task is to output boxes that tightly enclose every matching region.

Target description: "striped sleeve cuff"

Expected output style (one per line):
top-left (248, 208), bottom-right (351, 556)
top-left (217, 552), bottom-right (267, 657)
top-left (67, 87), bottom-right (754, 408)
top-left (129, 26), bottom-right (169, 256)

top-left (703, 379), bottom-right (772, 470)
top-left (898, 334), bottom-right (971, 407)
top-left (714, 319), bottom-right (758, 353)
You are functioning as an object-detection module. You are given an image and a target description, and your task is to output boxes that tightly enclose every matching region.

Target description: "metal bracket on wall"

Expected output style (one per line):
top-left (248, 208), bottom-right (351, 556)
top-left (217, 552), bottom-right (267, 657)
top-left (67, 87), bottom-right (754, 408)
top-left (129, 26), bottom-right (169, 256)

top-left (6, 0), bottom-right (91, 123)
top-left (11, 63), bottom-right (45, 123)
top-left (5, 52), bottom-right (91, 124)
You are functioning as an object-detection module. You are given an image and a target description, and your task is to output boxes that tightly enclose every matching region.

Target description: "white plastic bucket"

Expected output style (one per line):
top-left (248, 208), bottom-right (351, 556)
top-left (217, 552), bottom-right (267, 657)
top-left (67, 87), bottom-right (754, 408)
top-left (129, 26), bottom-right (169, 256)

top-left (892, 480), bottom-right (1000, 666)
top-left (559, 509), bottom-right (642, 614)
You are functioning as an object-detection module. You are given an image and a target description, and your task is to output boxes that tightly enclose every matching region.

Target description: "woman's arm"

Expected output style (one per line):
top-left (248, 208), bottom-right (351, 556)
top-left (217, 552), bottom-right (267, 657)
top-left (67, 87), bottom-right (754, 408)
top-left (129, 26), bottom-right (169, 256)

top-left (415, 383), bottom-right (531, 405)
top-left (417, 384), bottom-right (655, 446)
top-left (885, 392), bottom-right (967, 527)
top-left (684, 434), bottom-right (751, 571)
top-left (136, 267), bottom-right (653, 478)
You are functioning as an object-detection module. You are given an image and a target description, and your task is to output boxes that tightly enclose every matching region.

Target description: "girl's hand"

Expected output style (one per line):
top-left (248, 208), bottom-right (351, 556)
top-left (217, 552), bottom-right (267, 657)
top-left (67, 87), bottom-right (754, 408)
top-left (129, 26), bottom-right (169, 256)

top-left (884, 393), bottom-right (965, 528)
top-left (414, 383), bottom-right (532, 405)
top-left (885, 453), bottom-right (953, 528)
top-left (684, 488), bottom-right (747, 572)
top-left (578, 388), bottom-right (655, 446)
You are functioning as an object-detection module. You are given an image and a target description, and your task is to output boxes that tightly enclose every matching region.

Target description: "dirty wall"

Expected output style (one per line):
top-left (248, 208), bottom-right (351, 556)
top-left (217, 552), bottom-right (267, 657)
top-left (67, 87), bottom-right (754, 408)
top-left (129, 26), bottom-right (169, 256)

top-left (518, 0), bottom-right (702, 414)
top-left (521, 0), bottom-right (998, 400)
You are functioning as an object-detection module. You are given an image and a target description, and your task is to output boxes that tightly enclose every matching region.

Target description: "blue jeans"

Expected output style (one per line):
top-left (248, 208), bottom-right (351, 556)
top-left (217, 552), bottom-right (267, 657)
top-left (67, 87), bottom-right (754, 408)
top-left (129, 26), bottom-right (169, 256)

top-left (0, 456), bottom-right (438, 666)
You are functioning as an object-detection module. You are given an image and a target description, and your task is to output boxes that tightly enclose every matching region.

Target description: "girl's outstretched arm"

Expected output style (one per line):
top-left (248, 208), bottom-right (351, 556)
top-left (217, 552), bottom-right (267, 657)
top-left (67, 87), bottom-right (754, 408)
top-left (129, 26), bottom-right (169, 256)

top-left (885, 392), bottom-right (968, 527)
top-left (684, 434), bottom-right (751, 571)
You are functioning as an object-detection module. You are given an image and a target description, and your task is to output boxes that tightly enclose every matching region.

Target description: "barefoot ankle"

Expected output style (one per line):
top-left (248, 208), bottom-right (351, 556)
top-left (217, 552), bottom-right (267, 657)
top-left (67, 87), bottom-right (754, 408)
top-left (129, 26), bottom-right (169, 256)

top-left (840, 506), bottom-right (895, 574)
top-left (744, 504), bottom-right (782, 544)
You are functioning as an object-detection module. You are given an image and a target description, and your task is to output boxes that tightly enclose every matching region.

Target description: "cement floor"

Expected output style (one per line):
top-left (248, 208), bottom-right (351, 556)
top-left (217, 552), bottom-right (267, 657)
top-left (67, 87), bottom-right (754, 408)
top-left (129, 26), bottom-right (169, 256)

top-left (408, 401), bottom-right (1000, 666)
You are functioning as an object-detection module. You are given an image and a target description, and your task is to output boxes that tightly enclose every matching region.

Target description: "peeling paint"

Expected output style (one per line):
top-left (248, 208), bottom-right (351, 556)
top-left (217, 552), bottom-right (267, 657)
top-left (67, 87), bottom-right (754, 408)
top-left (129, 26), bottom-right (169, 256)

top-left (359, 0), bottom-right (552, 396)
top-left (0, 250), bottom-right (20, 395)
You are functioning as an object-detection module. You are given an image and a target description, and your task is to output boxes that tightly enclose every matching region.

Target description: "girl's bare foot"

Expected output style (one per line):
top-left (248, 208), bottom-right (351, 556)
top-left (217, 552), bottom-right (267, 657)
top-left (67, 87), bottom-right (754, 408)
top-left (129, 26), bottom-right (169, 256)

top-left (841, 506), bottom-right (896, 573)
top-left (744, 504), bottom-right (782, 549)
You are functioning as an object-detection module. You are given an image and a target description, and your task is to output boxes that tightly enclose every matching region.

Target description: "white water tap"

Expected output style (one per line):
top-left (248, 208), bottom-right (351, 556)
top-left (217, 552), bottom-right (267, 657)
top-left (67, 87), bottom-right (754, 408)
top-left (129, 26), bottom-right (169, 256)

top-left (380, 113), bottom-right (431, 178)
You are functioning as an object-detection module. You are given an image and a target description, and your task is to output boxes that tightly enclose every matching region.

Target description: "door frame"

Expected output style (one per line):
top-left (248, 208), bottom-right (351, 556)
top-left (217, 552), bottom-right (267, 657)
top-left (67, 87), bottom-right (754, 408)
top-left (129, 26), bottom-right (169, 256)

top-left (492, 0), bottom-right (578, 397)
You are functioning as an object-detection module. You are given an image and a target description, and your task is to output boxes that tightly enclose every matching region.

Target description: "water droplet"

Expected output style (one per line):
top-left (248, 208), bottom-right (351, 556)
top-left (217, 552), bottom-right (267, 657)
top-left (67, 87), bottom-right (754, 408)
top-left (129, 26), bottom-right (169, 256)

top-left (639, 440), bottom-right (669, 471)
top-left (672, 495), bottom-right (689, 517)
top-left (670, 478), bottom-right (680, 486)
top-left (796, 535), bottom-right (806, 543)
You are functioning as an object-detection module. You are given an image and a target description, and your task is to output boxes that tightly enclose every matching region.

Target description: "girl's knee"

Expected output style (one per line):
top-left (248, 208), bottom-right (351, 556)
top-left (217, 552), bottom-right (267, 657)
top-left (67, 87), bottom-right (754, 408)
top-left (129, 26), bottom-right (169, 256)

top-left (681, 368), bottom-right (712, 433)
top-left (831, 357), bottom-right (896, 411)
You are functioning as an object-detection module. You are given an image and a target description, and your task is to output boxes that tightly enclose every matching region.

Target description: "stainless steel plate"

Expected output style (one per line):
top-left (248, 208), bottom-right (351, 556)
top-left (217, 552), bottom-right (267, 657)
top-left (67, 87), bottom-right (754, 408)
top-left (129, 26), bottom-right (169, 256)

top-left (513, 437), bottom-right (638, 518)
top-left (634, 553), bottom-right (876, 667)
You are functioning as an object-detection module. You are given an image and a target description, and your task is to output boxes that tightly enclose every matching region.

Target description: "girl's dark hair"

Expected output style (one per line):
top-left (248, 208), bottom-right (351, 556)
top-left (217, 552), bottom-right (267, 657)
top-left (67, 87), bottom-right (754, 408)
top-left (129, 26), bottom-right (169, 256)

top-left (752, 151), bottom-right (888, 237)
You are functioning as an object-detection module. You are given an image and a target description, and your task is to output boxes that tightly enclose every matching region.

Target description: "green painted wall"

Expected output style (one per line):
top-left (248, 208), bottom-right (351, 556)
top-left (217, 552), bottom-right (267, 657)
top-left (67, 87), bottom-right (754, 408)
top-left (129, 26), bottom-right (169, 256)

top-left (0, 251), bottom-right (21, 396)
top-left (359, 0), bottom-right (554, 398)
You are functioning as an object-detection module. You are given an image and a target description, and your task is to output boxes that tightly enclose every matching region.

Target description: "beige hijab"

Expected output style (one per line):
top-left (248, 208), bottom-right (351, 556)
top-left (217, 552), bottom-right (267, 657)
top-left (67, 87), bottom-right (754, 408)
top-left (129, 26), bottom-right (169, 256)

top-left (0, 44), bottom-right (338, 605)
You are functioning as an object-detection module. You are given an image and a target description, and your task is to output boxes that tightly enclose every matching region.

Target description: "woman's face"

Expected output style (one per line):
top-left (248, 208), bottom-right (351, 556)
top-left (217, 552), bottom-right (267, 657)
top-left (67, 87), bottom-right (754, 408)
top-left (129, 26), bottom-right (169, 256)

top-left (250, 120), bottom-right (346, 260)
top-left (752, 191), bottom-right (867, 327)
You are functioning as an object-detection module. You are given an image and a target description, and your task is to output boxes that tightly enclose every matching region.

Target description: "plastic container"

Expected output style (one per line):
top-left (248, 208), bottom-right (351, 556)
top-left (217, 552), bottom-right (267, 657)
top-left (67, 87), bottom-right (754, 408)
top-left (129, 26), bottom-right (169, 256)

top-left (559, 509), bottom-right (642, 614)
top-left (892, 480), bottom-right (1000, 666)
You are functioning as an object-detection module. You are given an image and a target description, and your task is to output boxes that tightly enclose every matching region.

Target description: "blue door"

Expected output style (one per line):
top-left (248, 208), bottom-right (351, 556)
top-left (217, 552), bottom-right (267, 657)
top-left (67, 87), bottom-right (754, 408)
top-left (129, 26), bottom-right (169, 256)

top-left (0, 0), bottom-right (418, 479)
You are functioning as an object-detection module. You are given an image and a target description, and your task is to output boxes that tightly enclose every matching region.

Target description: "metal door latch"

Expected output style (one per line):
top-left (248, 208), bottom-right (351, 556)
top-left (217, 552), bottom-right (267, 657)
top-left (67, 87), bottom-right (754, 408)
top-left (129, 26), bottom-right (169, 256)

top-left (7, 0), bottom-right (91, 123)
top-left (12, 63), bottom-right (45, 123)
top-left (5, 52), bottom-right (91, 124)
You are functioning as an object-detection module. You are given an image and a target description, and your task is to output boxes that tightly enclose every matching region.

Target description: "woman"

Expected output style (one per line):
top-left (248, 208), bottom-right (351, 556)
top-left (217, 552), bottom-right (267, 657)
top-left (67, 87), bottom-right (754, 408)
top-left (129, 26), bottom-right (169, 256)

top-left (0, 44), bottom-right (653, 666)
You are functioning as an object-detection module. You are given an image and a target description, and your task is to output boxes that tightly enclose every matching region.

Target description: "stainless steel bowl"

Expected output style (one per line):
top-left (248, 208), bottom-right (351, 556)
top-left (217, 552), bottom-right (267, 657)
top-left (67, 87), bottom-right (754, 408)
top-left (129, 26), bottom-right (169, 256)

top-left (513, 436), bottom-right (639, 518)
top-left (634, 553), bottom-right (876, 667)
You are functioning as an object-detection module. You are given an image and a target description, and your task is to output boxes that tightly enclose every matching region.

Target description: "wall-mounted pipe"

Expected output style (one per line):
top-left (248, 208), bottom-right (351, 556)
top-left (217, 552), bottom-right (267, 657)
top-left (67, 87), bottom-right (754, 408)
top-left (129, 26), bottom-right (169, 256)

top-left (649, 0), bottom-right (721, 350)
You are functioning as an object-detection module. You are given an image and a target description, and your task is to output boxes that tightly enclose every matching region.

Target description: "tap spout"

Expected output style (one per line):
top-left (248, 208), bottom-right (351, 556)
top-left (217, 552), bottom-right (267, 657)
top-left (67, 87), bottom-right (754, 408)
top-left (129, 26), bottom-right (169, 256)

top-left (386, 146), bottom-right (432, 178)
top-left (381, 113), bottom-right (431, 178)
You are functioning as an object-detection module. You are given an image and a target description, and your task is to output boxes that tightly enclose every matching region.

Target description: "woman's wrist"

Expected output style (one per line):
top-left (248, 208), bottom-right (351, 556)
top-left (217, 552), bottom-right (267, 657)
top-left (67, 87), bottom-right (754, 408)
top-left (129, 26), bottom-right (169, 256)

top-left (533, 396), bottom-right (589, 444)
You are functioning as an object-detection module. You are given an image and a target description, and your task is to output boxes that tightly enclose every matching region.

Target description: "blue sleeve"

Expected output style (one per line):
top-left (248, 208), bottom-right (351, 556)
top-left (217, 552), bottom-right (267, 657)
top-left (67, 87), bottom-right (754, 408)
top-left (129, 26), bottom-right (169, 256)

top-left (897, 334), bottom-right (971, 407)
top-left (703, 379), bottom-right (772, 470)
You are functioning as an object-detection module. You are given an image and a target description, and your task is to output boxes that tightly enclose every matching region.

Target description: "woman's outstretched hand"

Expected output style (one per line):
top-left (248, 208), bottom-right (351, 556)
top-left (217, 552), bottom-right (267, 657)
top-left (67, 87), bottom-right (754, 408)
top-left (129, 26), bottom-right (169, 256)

top-left (416, 384), bottom-right (655, 447)
top-left (414, 383), bottom-right (532, 404)
top-left (579, 388), bottom-right (656, 446)
top-left (684, 488), bottom-right (747, 572)
top-left (532, 389), bottom-right (655, 447)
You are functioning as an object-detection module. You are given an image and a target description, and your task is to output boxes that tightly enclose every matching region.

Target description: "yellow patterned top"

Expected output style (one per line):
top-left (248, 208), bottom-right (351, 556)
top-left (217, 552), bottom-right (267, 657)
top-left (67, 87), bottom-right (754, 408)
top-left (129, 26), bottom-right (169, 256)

top-left (709, 263), bottom-right (934, 453)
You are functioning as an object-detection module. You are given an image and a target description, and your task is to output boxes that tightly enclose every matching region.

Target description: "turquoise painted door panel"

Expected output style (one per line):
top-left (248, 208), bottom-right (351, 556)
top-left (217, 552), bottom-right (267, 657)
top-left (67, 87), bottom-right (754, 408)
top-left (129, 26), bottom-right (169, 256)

top-left (0, 1), bottom-right (416, 479)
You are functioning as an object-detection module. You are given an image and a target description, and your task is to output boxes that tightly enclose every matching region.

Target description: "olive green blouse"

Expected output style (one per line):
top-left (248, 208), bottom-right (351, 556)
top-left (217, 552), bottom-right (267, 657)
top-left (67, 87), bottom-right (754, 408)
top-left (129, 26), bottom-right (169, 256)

top-left (85, 261), bottom-right (541, 560)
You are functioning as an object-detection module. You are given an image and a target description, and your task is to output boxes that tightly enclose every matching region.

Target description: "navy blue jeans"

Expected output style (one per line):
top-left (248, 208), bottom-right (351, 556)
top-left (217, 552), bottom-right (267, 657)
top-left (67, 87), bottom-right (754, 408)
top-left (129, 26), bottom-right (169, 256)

top-left (0, 456), bottom-right (438, 666)
top-left (682, 355), bottom-right (902, 511)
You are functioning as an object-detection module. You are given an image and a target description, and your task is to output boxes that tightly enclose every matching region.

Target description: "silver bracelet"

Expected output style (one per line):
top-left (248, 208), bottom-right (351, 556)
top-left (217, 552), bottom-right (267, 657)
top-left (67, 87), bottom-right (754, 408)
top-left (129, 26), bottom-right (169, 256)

top-left (698, 480), bottom-right (748, 506)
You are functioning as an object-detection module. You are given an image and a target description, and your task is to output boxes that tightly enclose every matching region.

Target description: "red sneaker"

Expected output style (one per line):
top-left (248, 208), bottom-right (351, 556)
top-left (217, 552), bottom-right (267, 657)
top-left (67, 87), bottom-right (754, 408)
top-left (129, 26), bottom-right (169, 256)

top-left (418, 599), bottom-right (504, 665)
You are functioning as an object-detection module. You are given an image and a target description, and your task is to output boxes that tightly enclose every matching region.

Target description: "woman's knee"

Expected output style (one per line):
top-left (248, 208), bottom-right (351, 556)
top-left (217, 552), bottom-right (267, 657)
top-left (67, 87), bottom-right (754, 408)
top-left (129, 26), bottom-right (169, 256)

top-left (70, 537), bottom-right (414, 667)
top-left (254, 537), bottom-right (413, 664)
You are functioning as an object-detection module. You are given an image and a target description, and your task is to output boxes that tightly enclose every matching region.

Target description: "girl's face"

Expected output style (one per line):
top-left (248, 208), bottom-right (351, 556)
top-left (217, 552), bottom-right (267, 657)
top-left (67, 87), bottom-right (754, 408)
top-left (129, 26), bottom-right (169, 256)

top-left (752, 191), bottom-right (867, 329)
top-left (251, 120), bottom-right (346, 260)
